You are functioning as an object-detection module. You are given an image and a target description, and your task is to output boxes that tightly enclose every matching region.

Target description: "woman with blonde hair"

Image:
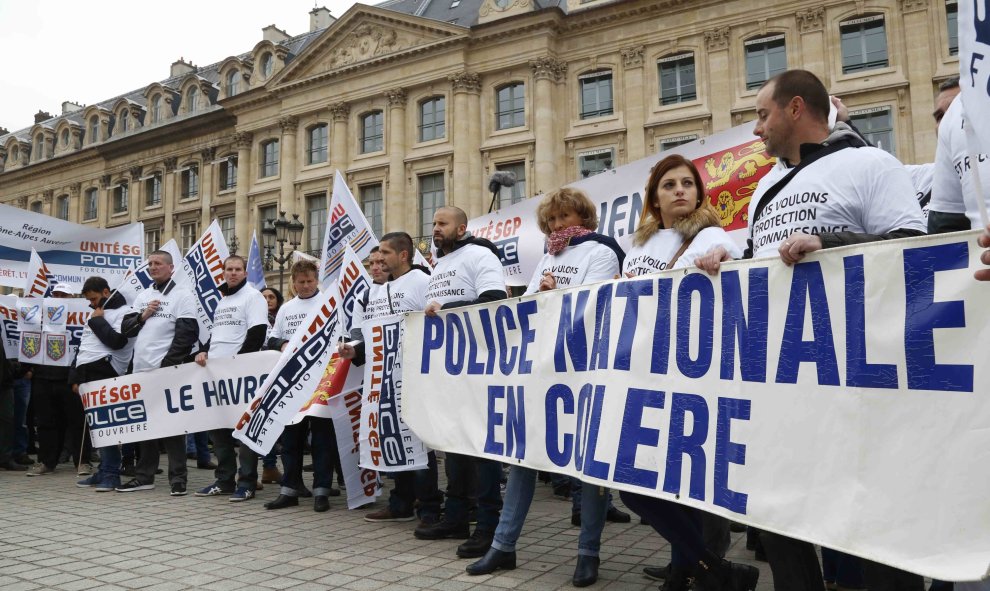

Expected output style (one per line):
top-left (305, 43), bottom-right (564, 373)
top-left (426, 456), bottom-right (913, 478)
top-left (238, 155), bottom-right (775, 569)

top-left (466, 186), bottom-right (623, 588)
top-left (624, 154), bottom-right (741, 277)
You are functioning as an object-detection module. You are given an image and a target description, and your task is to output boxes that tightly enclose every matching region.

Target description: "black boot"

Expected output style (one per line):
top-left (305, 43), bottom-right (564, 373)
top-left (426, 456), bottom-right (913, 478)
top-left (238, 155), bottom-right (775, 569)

top-left (693, 556), bottom-right (759, 591)
top-left (660, 564), bottom-right (693, 591)
top-left (313, 495), bottom-right (330, 512)
top-left (456, 529), bottom-right (494, 558)
top-left (572, 555), bottom-right (600, 587)
top-left (265, 494), bottom-right (299, 510)
top-left (465, 548), bottom-right (516, 575)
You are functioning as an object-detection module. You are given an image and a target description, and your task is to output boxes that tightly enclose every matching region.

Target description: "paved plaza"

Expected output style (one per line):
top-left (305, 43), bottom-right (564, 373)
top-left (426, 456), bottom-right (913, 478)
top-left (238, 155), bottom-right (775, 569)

top-left (0, 457), bottom-right (770, 590)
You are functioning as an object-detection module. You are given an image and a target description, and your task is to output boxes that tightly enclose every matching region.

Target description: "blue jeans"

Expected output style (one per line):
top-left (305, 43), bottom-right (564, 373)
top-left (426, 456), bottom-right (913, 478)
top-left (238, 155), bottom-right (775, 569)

top-left (12, 378), bottom-right (30, 456)
top-left (388, 451), bottom-right (442, 520)
top-left (98, 444), bottom-right (121, 478)
top-left (186, 432), bottom-right (211, 464)
top-left (280, 418), bottom-right (336, 497)
top-left (262, 447), bottom-right (278, 469)
top-left (493, 467), bottom-right (607, 557)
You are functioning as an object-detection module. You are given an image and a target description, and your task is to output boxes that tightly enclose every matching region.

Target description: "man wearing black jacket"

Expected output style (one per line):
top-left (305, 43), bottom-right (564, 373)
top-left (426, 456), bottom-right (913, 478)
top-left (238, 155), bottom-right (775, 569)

top-left (117, 250), bottom-right (198, 495)
top-left (0, 338), bottom-right (28, 471)
top-left (71, 276), bottom-right (134, 491)
top-left (414, 206), bottom-right (509, 561)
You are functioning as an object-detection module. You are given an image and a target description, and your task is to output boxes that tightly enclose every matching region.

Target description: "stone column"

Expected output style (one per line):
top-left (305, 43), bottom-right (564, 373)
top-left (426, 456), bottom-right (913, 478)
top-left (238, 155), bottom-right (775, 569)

top-left (384, 88), bottom-right (407, 232)
top-left (129, 165), bottom-right (143, 226)
top-left (621, 45), bottom-right (647, 161)
top-left (329, 103), bottom-right (350, 179)
top-left (68, 183), bottom-right (81, 224)
top-left (796, 7), bottom-right (827, 81)
top-left (199, 147), bottom-right (216, 232)
top-left (163, 158), bottom-right (178, 242)
top-left (449, 72), bottom-right (481, 215)
top-left (467, 82), bottom-right (483, 218)
top-left (899, 0), bottom-right (935, 162)
top-left (279, 116), bottom-right (299, 217)
top-left (233, 132), bottom-right (253, 252)
top-left (704, 27), bottom-right (732, 133)
top-left (530, 57), bottom-right (567, 195)
top-left (98, 175), bottom-right (112, 230)
top-left (42, 190), bottom-right (54, 217)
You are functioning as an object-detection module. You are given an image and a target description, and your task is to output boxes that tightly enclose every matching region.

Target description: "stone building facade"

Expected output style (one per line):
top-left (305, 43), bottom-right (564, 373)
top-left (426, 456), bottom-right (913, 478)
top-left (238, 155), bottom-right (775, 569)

top-left (0, 0), bottom-right (961, 261)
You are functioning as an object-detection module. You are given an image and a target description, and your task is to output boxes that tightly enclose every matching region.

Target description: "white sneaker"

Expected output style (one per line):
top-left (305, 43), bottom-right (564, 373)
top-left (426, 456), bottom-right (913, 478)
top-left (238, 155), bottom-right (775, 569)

top-left (26, 464), bottom-right (54, 477)
top-left (77, 463), bottom-right (93, 476)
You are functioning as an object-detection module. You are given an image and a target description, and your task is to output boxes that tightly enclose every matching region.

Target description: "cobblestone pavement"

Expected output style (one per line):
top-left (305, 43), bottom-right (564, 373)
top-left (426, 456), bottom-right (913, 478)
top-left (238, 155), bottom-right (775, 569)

top-left (0, 458), bottom-right (771, 590)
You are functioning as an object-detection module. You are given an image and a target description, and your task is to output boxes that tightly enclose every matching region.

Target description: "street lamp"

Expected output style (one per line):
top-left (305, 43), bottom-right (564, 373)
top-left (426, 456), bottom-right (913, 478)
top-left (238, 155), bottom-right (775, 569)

top-left (262, 211), bottom-right (305, 293)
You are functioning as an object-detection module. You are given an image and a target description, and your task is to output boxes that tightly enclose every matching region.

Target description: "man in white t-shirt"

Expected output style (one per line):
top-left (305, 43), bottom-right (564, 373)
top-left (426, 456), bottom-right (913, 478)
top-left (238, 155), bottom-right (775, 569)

top-left (416, 207), bottom-right (509, 560)
top-left (117, 250), bottom-right (199, 495)
top-left (339, 232), bottom-right (441, 525)
top-left (264, 259), bottom-right (342, 513)
top-left (697, 69), bottom-right (925, 591)
top-left (192, 255), bottom-right (269, 502)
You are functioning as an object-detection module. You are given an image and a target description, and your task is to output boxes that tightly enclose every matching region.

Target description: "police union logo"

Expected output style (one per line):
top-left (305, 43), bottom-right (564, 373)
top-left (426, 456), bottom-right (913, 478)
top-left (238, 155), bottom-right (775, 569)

top-left (82, 383), bottom-right (148, 433)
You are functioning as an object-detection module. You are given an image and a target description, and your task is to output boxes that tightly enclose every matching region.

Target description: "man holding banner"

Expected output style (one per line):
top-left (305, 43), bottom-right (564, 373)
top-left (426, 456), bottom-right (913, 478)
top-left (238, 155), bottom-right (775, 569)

top-left (697, 69), bottom-right (926, 590)
top-left (415, 207), bottom-right (508, 560)
top-left (117, 250), bottom-right (198, 495)
top-left (194, 255), bottom-right (268, 502)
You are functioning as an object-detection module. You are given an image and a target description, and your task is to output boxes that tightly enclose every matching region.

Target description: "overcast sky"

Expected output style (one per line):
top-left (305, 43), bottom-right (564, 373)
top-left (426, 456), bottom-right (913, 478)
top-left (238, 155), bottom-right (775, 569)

top-left (0, 0), bottom-right (363, 134)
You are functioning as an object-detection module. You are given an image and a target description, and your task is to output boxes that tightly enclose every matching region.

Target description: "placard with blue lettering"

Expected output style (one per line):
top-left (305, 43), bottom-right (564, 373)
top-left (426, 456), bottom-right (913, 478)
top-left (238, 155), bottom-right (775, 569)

top-left (402, 231), bottom-right (990, 581)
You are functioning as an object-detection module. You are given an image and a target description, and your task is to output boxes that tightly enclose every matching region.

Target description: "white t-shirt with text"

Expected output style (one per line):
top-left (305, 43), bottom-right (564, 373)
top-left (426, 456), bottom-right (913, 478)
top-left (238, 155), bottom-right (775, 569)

top-left (131, 281), bottom-right (198, 373)
top-left (426, 243), bottom-right (505, 306)
top-left (524, 238), bottom-right (621, 296)
top-left (209, 284), bottom-right (268, 358)
top-left (624, 227), bottom-right (742, 276)
top-left (931, 98), bottom-right (990, 229)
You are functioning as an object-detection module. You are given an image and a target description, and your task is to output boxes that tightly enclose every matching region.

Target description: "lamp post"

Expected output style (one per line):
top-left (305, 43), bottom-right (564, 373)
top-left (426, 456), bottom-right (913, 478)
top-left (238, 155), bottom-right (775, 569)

top-left (262, 210), bottom-right (305, 293)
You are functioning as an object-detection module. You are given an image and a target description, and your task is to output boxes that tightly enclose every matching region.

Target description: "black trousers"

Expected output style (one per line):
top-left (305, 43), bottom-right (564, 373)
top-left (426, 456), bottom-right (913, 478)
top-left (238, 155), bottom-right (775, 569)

top-left (34, 377), bottom-right (89, 469)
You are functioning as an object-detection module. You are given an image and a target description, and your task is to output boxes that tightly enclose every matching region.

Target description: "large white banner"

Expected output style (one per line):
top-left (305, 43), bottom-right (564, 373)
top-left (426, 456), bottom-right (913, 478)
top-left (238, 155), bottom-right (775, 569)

top-left (0, 202), bottom-right (142, 291)
top-left (403, 231), bottom-right (990, 581)
top-left (468, 124), bottom-right (769, 285)
top-left (15, 297), bottom-right (91, 366)
top-left (177, 220), bottom-right (229, 345)
top-left (359, 313), bottom-right (428, 472)
top-left (79, 351), bottom-right (279, 447)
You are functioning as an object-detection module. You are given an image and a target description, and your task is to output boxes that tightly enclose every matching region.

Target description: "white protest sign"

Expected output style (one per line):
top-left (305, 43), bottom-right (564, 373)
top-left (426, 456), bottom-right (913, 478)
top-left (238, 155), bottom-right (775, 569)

top-left (80, 351), bottom-right (279, 446)
top-left (0, 202), bottom-right (142, 290)
top-left (403, 231), bottom-right (990, 581)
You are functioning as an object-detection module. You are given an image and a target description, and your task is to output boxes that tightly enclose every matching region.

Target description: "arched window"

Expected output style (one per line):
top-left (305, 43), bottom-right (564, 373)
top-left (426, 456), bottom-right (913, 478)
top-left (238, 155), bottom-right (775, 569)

top-left (88, 116), bottom-right (99, 143)
top-left (418, 96), bottom-right (446, 142)
top-left (186, 87), bottom-right (198, 113)
top-left (61, 129), bottom-right (70, 148)
top-left (33, 134), bottom-right (44, 160)
top-left (227, 70), bottom-right (240, 96)
top-left (260, 140), bottom-right (280, 177)
top-left (306, 124), bottom-right (328, 164)
top-left (150, 95), bottom-right (162, 122)
top-left (360, 111), bottom-right (384, 153)
top-left (260, 53), bottom-right (273, 79)
top-left (118, 110), bottom-right (129, 133)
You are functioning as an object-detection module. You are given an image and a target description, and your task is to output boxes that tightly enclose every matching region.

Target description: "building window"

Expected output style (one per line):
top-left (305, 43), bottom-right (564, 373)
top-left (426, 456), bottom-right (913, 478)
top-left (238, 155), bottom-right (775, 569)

top-left (112, 183), bottom-right (129, 214)
top-left (360, 184), bottom-right (383, 238)
top-left (30, 201), bottom-right (43, 214)
top-left (83, 188), bottom-right (98, 220)
top-left (419, 173), bottom-right (445, 237)
top-left (34, 135), bottom-right (44, 161)
top-left (307, 124), bottom-right (328, 165)
top-left (150, 95), bottom-right (162, 123)
top-left (226, 70), bottom-right (240, 96)
top-left (579, 70), bottom-right (614, 119)
top-left (61, 129), bottom-right (70, 147)
top-left (659, 53), bottom-right (697, 105)
top-left (219, 157), bottom-right (237, 191)
top-left (947, 1), bottom-right (959, 56)
top-left (180, 222), bottom-right (199, 251)
top-left (307, 194), bottom-right (328, 253)
top-left (419, 96), bottom-right (446, 142)
top-left (578, 148), bottom-right (614, 178)
top-left (11, 146), bottom-right (19, 163)
top-left (56, 195), bottom-right (69, 220)
top-left (745, 35), bottom-right (787, 90)
top-left (258, 204), bottom-right (277, 237)
top-left (88, 116), bottom-right (99, 143)
top-left (118, 110), bottom-right (129, 134)
top-left (496, 162), bottom-right (527, 209)
top-left (145, 228), bottom-right (161, 254)
top-left (186, 87), bottom-right (199, 113)
top-left (145, 174), bottom-right (162, 207)
top-left (841, 15), bottom-right (888, 74)
top-left (181, 165), bottom-right (199, 198)
top-left (496, 83), bottom-right (525, 130)
top-left (360, 111), bottom-right (384, 153)
top-left (850, 107), bottom-right (895, 155)
top-left (658, 134), bottom-right (699, 153)
top-left (260, 140), bottom-right (279, 178)
top-left (260, 53), bottom-right (273, 79)
top-left (219, 215), bottom-right (236, 249)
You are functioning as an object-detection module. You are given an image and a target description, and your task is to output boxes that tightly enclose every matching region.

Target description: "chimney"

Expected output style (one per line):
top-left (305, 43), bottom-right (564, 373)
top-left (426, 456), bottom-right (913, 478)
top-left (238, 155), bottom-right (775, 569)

top-left (61, 101), bottom-right (84, 115)
top-left (34, 110), bottom-right (54, 124)
top-left (263, 24), bottom-right (291, 43)
top-left (310, 6), bottom-right (336, 32)
top-left (170, 58), bottom-right (196, 78)
top-left (0, 127), bottom-right (9, 136)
